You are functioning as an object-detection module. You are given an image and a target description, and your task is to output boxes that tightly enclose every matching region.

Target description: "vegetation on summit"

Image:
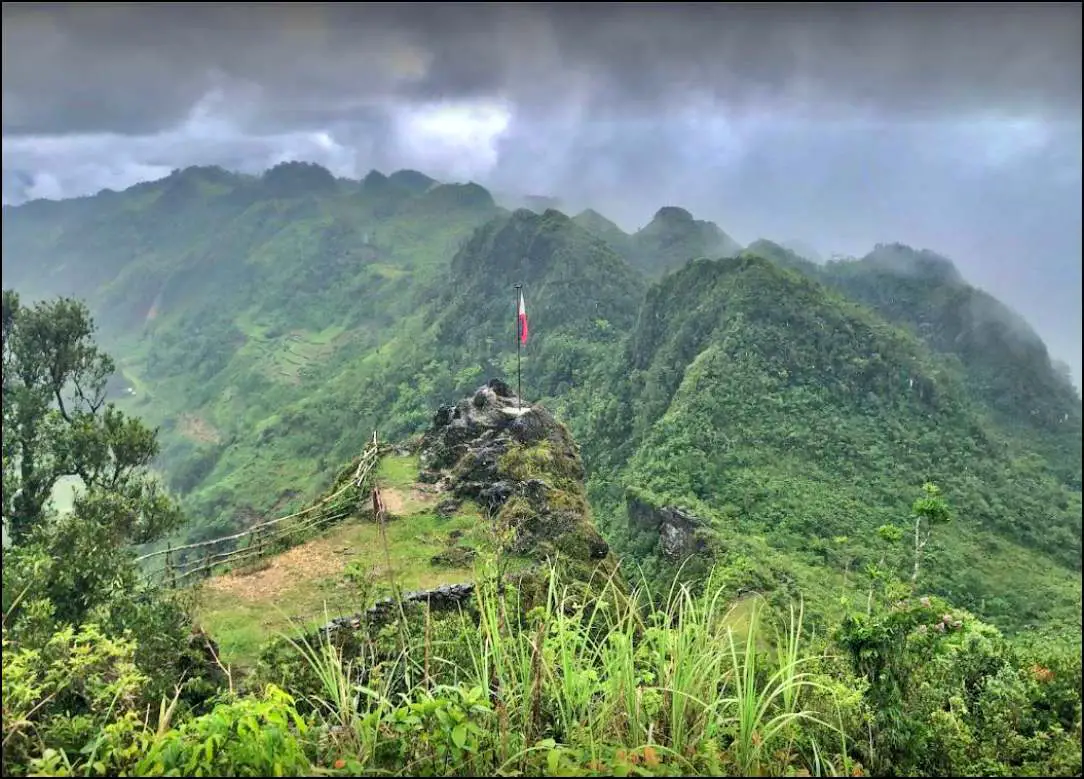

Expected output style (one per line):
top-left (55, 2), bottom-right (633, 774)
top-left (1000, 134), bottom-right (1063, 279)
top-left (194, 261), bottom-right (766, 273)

top-left (575, 252), bottom-right (1080, 631)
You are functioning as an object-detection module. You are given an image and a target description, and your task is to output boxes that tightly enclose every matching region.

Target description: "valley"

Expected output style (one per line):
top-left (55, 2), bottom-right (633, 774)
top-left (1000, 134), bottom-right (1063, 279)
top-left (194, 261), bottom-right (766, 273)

top-left (3, 162), bottom-right (1080, 635)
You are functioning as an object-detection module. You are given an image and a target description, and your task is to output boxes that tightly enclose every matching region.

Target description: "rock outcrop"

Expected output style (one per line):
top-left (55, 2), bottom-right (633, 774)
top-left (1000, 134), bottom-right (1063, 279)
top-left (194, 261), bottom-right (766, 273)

top-left (421, 379), bottom-right (613, 571)
top-left (319, 583), bottom-right (476, 636)
top-left (626, 491), bottom-right (710, 562)
top-left (309, 380), bottom-right (619, 645)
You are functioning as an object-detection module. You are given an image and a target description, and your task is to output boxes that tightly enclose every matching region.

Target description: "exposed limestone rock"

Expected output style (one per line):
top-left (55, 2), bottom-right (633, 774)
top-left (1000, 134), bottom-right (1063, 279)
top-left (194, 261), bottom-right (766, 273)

top-left (418, 379), bottom-right (610, 572)
top-left (435, 497), bottom-right (462, 517)
top-left (626, 492), bottom-right (709, 562)
top-left (430, 545), bottom-right (476, 568)
top-left (319, 583), bottom-right (476, 636)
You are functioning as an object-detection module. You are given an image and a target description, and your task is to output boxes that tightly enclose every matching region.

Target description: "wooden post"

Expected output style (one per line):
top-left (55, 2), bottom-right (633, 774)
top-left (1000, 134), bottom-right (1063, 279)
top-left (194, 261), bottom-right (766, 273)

top-left (256, 527), bottom-right (265, 561)
top-left (166, 542), bottom-right (175, 589)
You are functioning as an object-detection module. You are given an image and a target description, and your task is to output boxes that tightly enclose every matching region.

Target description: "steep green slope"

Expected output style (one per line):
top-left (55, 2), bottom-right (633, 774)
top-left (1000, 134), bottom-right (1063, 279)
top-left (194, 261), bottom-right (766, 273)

top-left (430, 208), bottom-right (645, 398)
top-left (150, 202), bottom-right (640, 540)
top-left (235, 208), bottom-right (647, 515)
top-left (2, 163), bottom-right (505, 539)
top-left (572, 208), bottom-right (635, 258)
top-left (742, 239), bottom-right (1082, 490)
top-left (2, 163), bottom-right (499, 334)
top-left (572, 203), bottom-right (743, 279)
top-left (576, 253), bottom-right (1080, 631)
top-left (821, 244), bottom-right (1082, 487)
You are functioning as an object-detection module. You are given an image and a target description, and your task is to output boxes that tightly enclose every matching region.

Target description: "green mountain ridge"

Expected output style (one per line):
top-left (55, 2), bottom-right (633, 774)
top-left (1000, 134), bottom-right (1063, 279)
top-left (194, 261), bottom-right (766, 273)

top-left (575, 253), bottom-right (1079, 629)
top-left (572, 204), bottom-right (744, 277)
top-left (571, 208), bottom-right (635, 256)
top-left (2, 162), bottom-right (1079, 633)
top-left (743, 239), bottom-right (1083, 485)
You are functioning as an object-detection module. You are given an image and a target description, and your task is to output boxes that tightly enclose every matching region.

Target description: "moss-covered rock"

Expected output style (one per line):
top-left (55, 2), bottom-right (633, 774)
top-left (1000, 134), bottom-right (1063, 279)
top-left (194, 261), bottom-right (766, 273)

top-left (625, 488), bottom-right (711, 563)
top-left (419, 379), bottom-right (619, 591)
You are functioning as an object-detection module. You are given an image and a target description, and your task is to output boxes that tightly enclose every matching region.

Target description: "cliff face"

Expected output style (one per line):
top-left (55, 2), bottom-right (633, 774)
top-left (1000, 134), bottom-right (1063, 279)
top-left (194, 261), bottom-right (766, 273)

top-left (419, 378), bottom-right (615, 579)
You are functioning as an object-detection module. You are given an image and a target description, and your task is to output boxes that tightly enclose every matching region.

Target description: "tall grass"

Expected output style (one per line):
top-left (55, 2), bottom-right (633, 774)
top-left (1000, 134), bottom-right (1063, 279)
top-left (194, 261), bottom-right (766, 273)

top-left (284, 562), bottom-right (850, 776)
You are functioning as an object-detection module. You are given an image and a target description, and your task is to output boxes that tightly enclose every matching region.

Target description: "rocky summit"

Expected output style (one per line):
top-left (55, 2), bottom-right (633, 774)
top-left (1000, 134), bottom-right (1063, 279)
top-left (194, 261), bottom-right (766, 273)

top-left (419, 379), bottom-right (614, 579)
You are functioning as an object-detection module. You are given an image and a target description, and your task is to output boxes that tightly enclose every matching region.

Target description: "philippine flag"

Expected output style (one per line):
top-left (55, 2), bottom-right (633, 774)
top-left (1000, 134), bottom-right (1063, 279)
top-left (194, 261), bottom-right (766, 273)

top-left (518, 289), bottom-right (529, 345)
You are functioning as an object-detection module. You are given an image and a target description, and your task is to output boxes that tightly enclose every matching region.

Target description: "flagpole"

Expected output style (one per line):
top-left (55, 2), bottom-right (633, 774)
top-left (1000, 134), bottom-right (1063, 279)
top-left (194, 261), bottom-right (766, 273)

top-left (514, 283), bottom-right (523, 409)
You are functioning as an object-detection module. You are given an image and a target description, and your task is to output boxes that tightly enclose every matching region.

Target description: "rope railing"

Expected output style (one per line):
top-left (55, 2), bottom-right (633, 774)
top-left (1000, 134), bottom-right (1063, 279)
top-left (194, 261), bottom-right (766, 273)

top-left (165, 509), bottom-right (354, 585)
top-left (143, 431), bottom-right (383, 587)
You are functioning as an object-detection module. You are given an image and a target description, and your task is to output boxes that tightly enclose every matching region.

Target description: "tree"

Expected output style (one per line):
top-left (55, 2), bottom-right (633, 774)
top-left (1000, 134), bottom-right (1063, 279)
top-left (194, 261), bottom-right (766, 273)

top-left (2, 290), bottom-right (180, 549)
top-left (865, 522), bottom-right (904, 614)
top-left (1, 298), bottom-right (226, 748)
top-left (910, 482), bottom-right (951, 586)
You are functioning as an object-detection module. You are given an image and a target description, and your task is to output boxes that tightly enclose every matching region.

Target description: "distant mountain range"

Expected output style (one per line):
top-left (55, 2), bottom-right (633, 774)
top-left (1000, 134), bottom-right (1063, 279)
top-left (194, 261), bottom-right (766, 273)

top-left (3, 161), bottom-right (1079, 633)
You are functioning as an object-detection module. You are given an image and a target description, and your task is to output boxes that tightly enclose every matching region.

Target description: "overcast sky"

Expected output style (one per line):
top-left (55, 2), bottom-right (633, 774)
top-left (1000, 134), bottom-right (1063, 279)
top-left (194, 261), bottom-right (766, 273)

top-left (2, 2), bottom-right (1081, 384)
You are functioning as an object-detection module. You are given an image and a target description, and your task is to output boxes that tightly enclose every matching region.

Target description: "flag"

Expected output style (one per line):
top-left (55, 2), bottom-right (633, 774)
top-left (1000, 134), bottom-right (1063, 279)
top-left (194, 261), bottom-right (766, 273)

top-left (518, 289), bottom-right (529, 345)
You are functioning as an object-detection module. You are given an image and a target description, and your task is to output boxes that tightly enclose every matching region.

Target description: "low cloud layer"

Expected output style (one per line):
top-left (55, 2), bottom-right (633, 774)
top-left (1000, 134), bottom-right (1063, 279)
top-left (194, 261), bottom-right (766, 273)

top-left (2, 2), bottom-right (1081, 383)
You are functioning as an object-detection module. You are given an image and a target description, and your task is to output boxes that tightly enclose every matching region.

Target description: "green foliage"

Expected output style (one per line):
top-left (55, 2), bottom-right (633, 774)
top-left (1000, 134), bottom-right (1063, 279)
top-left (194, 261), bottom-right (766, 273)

top-left (910, 482), bottom-right (951, 585)
top-left (3, 166), bottom-right (504, 541)
top-left (574, 254), bottom-right (1080, 633)
top-left (621, 206), bottom-right (742, 277)
top-left (2, 291), bottom-right (184, 630)
top-left (3, 488), bottom-right (1080, 777)
top-left (135, 686), bottom-right (312, 777)
top-left (2, 622), bottom-right (146, 776)
top-left (2, 291), bottom-right (181, 547)
top-left (819, 243), bottom-right (1082, 483)
top-left (1, 308), bottom-right (225, 776)
top-left (6, 173), bottom-right (1076, 638)
top-left (248, 563), bottom-right (862, 777)
top-left (837, 593), bottom-right (1082, 776)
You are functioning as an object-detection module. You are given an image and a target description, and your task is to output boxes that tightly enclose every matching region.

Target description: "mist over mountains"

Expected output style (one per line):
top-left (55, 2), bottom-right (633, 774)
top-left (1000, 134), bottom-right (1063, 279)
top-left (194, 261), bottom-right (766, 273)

top-left (3, 161), bottom-right (1080, 639)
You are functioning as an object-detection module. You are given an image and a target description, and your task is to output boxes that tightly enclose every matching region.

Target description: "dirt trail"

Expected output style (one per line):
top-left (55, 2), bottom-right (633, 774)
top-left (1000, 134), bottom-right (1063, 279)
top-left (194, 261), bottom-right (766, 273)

top-left (381, 487), bottom-right (407, 514)
top-left (379, 484), bottom-right (438, 515)
top-left (204, 536), bottom-right (348, 602)
top-left (204, 479), bottom-right (439, 603)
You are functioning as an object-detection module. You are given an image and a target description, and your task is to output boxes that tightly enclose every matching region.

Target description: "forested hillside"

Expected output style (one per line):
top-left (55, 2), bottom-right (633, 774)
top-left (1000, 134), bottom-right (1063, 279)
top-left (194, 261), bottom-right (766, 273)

top-left (3, 163), bottom-right (506, 539)
top-left (742, 239), bottom-right (1083, 485)
top-left (3, 164), bottom-right (1080, 636)
top-left (573, 253), bottom-right (1080, 630)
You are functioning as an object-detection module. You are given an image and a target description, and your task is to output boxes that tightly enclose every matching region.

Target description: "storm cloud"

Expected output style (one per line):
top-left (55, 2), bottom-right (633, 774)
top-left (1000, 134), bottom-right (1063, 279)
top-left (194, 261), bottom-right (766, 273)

top-left (2, 1), bottom-right (1081, 382)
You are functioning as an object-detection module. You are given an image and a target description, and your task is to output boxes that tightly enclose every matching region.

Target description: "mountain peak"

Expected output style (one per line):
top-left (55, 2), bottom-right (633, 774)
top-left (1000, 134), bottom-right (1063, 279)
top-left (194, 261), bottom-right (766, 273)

top-left (573, 208), bottom-right (627, 235)
top-left (360, 169), bottom-right (392, 193)
top-left (502, 194), bottom-right (564, 213)
top-left (261, 161), bottom-right (337, 197)
top-left (510, 207), bottom-right (539, 222)
top-left (862, 242), bottom-right (963, 285)
top-left (414, 182), bottom-right (496, 212)
top-left (387, 169), bottom-right (438, 194)
top-left (437, 209), bottom-right (644, 361)
top-left (744, 239), bottom-right (820, 274)
top-left (541, 207), bottom-right (571, 223)
top-left (167, 164), bottom-right (236, 183)
top-left (630, 206), bottom-right (742, 277)
top-left (651, 205), bottom-right (695, 223)
top-left (419, 379), bottom-right (616, 585)
top-left (155, 166), bottom-right (229, 207)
